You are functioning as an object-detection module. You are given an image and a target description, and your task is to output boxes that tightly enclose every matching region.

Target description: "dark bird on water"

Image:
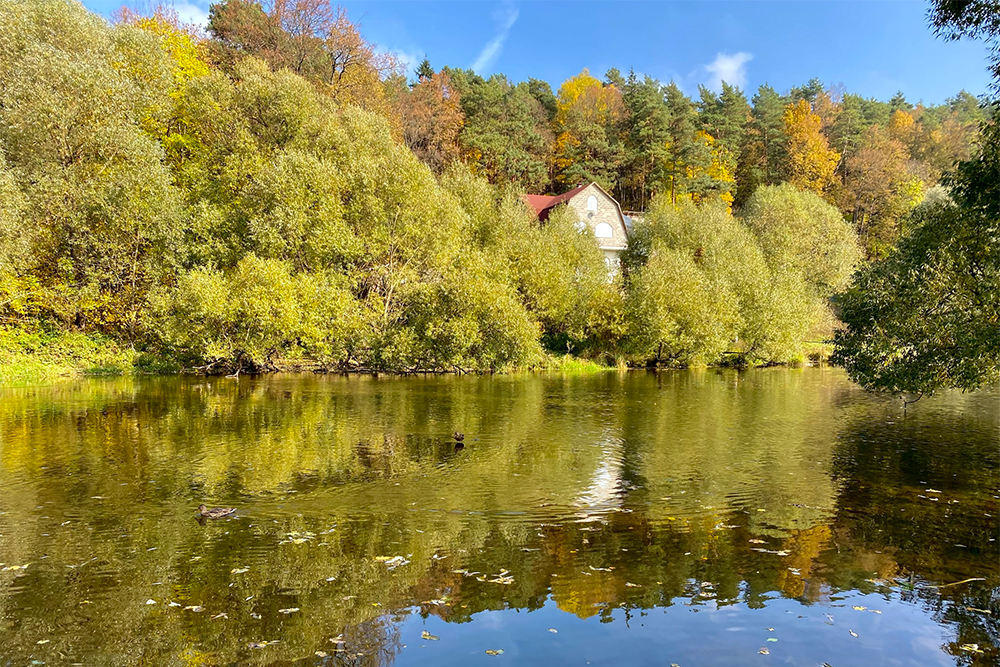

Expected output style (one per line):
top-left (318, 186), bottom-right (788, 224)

top-left (197, 504), bottom-right (236, 519)
top-left (453, 432), bottom-right (465, 442)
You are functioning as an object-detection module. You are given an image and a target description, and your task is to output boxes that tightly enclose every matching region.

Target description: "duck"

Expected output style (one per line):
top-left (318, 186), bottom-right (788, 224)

top-left (197, 504), bottom-right (236, 519)
top-left (453, 432), bottom-right (465, 442)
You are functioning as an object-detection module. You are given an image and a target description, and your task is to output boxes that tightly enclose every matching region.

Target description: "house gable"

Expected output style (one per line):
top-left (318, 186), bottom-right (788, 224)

top-left (521, 182), bottom-right (630, 250)
top-left (562, 183), bottom-right (629, 251)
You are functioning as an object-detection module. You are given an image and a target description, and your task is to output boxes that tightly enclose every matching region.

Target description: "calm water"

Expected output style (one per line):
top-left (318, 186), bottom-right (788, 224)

top-left (0, 369), bottom-right (997, 667)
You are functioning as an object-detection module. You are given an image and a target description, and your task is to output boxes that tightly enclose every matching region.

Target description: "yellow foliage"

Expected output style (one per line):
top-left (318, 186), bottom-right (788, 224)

top-left (888, 109), bottom-right (916, 143)
top-left (132, 16), bottom-right (210, 86)
top-left (783, 100), bottom-right (840, 197)
top-left (555, 69), bottom-right (623, 128)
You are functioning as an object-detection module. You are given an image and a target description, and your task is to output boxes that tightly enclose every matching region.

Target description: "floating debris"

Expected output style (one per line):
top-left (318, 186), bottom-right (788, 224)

top-left (960, 643), bottom-right (984, 654)
top-left (758, 648), bottom-right (769, 655)
top-left (184, 605), bottom-right (204, 612)
top-left (849, 630), bottom-right (859, 638)
top-left (485, 649), bottom-right (505, 656)
top-left (145, 599), bottom-right (156, 605)
top-left (749, 548), bottom-right (790, 556)
top-left (231, 567), bottom-right (250, 574)
top-left (421, 631), bottom-right (439, 641)
top-left (547, 628), bottom-right (557, 633)
top-left (212, 612), bottom-right (228, 619)
top-left (376, 555), bottom-right (411, 569)
top-left (278, 607), bottom-right (299, 614)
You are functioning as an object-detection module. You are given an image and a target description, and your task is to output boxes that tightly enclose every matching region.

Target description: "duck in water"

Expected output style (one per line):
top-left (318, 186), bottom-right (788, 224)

top-left (197, 504), bottom-right (236, 519)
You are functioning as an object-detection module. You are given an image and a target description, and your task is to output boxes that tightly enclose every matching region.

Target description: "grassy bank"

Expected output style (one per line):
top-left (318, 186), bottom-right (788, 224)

top-left (0, 326), bottom-right (141, 385)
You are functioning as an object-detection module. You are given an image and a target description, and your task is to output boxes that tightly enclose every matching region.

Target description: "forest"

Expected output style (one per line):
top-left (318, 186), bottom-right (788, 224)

top-left (0, 0), bottom-right (994, 388)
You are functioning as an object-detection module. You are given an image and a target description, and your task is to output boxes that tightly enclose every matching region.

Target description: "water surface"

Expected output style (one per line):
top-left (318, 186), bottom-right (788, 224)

top-left (1, 369), bottom-right (997, 666)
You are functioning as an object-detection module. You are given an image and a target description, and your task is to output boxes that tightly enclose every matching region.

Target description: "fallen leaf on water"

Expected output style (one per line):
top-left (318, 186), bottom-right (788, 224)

top-left (231, 567), bottom-right (249, 574)
top-left (767, 627), bottom-right (774, 632)
top-left (146, 599), bottom-right (156, 605)
top-left (625, 582), bottom-right (641, 587)
top-left (758, 648), bottom-right (769, 655)
top-left (36, 639), bottom-right (49, 645)
top-left (966, 607), bottom-right (992, 614)
top-left (749, 539), bottom-right (766, 544)
top-left (852, 605), bottom-right (867, 611)
top-left (960, 643), bottom-right (984, 654)
top-left (547, 628), bottom-right (557, 633)
top-left (849, 630), bottom-right (859, 638)
top-left (316, 651), bottom-right (328, 658)
top-left (212, 613), bottom-right (228, 619)
top-left (184, 605), bottom-right (204, 612)
top-left (421, 631), bottom-right (439, 641)
top-left (248, 641), bottom-right (273, 649)
top-left (329, 635), bottom-right (345, 644)
top-left (278, 607), bottom-right (299, 614)
top-left (168, 601), bottom-right (181, 607)
top-left (766, 638), bottom-right (777, 642)
top-left (80, 600), bottom-right (92, 605)
top-left (485, 649), bottom-right (504, 656)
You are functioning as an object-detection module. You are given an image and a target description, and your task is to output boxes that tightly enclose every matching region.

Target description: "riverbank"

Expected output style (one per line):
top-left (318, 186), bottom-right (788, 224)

top-left (0, 325), bottom-right (831, 385)
top-left (0, 326), bottom-right (144, 385)
top-left (0, 326), bottom-right (618, 385)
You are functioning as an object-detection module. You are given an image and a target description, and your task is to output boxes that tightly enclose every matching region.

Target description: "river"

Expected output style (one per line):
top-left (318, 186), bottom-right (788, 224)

top-left (0, 369), bottom-right (997, 666)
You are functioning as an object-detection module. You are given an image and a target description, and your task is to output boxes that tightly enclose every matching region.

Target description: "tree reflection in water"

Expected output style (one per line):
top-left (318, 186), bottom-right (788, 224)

top-left (0, 370), bottom-right (996, 665)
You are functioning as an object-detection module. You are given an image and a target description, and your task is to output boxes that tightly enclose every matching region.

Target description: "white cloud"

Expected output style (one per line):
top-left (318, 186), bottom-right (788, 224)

top-left (170, 0), bottom-right (209, 28)
top-left (703, 51), bottom-right (753, 92)
top-left (389, 47), bottom-right (424, 78)
top-left (471, 4), bottom-right (519, 74)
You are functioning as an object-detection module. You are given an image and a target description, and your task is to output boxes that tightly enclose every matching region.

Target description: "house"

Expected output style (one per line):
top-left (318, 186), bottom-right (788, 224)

top-left (522, 183), bottom-right (631, 271)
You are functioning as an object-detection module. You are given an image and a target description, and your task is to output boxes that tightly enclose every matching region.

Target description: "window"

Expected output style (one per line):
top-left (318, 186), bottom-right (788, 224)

top-left (594, 222), bottom-right (613, 238)
top-left (587, 195), bottom-right (598, 212)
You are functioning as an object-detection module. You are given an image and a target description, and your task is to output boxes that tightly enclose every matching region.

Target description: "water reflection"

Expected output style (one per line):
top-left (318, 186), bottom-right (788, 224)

top-left (0, 370), bottom-right (996, 666)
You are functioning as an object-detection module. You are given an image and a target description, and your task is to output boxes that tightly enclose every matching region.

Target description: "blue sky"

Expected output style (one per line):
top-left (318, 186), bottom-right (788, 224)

top-left (83, 0), bottom-right (992, 104)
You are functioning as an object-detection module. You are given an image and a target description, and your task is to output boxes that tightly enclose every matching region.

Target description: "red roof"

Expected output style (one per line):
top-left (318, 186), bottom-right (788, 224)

top-left (522, 183), bottom-right (589, 221)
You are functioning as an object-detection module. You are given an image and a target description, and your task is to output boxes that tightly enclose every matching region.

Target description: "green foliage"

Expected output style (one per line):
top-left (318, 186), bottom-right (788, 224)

top-left (158, 254), bottom-right (363, 372)
top-left (741, 183), bottom-right (861, 292)
top-left (833, 0), bottom-right (1000, 395)
top-left (3, 0), bottom-right (977, 381)
top-left (445, 69), bottom-right (552, 191)
top-left (625, 194), bottom-right (856, 367)
top-left (832, 200), bottom-right (1000, 394)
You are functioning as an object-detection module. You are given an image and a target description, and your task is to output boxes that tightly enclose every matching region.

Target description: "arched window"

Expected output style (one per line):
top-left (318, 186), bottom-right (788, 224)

top-left (594, 222), bottom-right (613, 238)
top-left (587, 195), bottom-right (598, 212)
